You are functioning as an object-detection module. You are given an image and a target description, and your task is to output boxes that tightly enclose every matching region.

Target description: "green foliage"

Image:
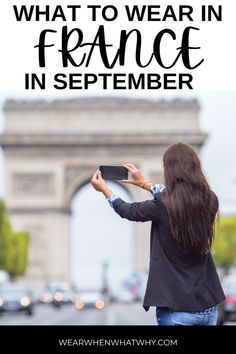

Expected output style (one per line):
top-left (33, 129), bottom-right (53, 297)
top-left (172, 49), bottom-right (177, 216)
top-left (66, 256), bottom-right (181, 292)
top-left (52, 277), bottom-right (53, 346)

top-left (0, 200), bottom-right (29, 277)
top-left (213, 215), bottom-right (236, 266)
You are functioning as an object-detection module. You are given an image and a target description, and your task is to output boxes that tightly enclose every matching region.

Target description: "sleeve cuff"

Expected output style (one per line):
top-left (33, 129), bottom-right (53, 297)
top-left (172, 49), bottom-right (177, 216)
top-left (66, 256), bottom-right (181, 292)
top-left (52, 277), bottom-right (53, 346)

top-left (107, 194), bottom-right (119, 208)
top-left (150, 184), bottom-right (165, 196)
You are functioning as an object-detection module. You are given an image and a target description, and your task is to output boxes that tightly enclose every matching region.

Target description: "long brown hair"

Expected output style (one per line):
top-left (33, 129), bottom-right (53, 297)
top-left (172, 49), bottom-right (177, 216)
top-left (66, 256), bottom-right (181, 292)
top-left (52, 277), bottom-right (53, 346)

top-left (162, 143), bottom-right (218, 254)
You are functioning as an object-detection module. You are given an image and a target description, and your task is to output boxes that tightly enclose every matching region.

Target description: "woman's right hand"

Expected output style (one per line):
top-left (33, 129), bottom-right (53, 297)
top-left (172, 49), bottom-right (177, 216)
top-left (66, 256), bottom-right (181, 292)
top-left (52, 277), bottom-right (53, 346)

top-left (121, 163), bottom-right (146, 187)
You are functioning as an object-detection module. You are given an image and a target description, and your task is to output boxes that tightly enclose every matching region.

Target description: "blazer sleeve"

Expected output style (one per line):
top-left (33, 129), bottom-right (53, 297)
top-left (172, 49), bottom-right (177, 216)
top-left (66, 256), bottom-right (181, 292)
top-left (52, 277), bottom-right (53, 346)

top-left (112, 197), bottom-right (162, 222)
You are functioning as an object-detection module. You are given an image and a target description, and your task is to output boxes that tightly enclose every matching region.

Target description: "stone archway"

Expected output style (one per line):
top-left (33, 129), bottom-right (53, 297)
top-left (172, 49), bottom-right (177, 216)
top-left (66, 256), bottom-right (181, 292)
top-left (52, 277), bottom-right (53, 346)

top-left (0, 97), bottom-right (206, 288)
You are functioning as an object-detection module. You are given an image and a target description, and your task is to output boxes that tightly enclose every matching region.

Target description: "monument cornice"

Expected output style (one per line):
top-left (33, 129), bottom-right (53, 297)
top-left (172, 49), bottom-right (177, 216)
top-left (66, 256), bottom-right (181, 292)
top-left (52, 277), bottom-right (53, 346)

top-left (0, 132), bottom-right (207, 148)
top-left (4, 97), bottom-right (200, 112)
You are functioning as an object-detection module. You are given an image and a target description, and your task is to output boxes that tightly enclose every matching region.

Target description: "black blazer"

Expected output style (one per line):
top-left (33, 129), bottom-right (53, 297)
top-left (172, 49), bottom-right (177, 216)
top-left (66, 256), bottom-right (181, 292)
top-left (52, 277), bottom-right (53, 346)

top-left (113, 193), bottom-right (225, 312)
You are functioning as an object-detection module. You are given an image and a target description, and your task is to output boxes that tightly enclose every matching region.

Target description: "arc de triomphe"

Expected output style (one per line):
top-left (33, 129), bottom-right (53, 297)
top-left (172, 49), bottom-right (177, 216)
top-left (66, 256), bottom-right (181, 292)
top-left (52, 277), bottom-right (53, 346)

top-left (0, 97), bottom-right (206, 288)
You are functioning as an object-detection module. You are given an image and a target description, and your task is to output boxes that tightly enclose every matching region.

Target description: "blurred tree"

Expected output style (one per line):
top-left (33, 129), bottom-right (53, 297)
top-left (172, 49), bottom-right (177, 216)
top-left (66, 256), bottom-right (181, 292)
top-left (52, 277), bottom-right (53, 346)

top-left (0, 200), bottom-right (29, 278)
top-left (213, 215), bottom-right (236, 268)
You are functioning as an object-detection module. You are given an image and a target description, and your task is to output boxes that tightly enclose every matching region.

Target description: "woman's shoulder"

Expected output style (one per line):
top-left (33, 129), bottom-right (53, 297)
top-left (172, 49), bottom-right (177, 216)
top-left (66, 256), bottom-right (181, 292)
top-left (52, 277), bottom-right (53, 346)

top-left (153, 193), bottom-right (164, 203)
top-left (152, 194), bottom-right (168, 213)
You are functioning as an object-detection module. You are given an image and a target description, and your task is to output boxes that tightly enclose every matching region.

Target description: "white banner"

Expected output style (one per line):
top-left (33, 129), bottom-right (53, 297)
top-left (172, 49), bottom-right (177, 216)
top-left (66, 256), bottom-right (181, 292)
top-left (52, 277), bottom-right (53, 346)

top-left (0, 0), bottom-right (235, 92)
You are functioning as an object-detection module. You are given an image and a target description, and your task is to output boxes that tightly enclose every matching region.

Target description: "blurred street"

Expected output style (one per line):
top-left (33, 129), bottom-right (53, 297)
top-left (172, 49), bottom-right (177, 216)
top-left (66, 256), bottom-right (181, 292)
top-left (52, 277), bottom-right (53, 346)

top-left (0, 302), bottom-right (155, 325)
top-left (0, 302), bottom-right (234, 325)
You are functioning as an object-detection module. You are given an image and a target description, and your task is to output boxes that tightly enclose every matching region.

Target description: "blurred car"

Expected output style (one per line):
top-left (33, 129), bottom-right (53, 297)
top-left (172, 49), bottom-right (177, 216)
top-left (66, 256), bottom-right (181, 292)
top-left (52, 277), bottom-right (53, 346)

top-left (40, 282), bottom-right (73, 307)
top-left (39, 289), bottom-right (53, 304)
top-left (73, 290), bottom-right (106, 310)
top-left (218, 276), bottom-right (236, 325)
top-left (0, 284), bottom-right (34, 316)
top-left (0, 270), bottom-right (10, 286)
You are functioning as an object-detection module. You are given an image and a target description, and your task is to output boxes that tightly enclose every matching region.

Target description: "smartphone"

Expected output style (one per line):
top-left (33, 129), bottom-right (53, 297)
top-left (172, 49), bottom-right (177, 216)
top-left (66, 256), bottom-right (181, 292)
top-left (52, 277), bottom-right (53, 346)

top-left (99, 165), bottom-right (128, 180)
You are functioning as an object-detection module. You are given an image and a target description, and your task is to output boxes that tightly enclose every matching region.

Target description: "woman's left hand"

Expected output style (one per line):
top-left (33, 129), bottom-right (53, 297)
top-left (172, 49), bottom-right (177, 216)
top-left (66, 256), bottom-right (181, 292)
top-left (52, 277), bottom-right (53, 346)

top-left (91, 169), bottom-right (110, 193)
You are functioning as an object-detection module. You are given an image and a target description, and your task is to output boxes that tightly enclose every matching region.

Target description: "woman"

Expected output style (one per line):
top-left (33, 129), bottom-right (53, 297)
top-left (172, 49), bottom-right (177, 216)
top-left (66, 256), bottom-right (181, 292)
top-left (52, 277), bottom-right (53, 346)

top-left (91, 143), bottom-right (225, 325)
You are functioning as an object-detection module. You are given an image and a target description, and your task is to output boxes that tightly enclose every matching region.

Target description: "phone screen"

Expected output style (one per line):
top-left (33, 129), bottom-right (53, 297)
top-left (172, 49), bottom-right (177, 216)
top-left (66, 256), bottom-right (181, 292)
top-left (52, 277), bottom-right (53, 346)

top-left (99, 166), bottom-right (128, 180)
